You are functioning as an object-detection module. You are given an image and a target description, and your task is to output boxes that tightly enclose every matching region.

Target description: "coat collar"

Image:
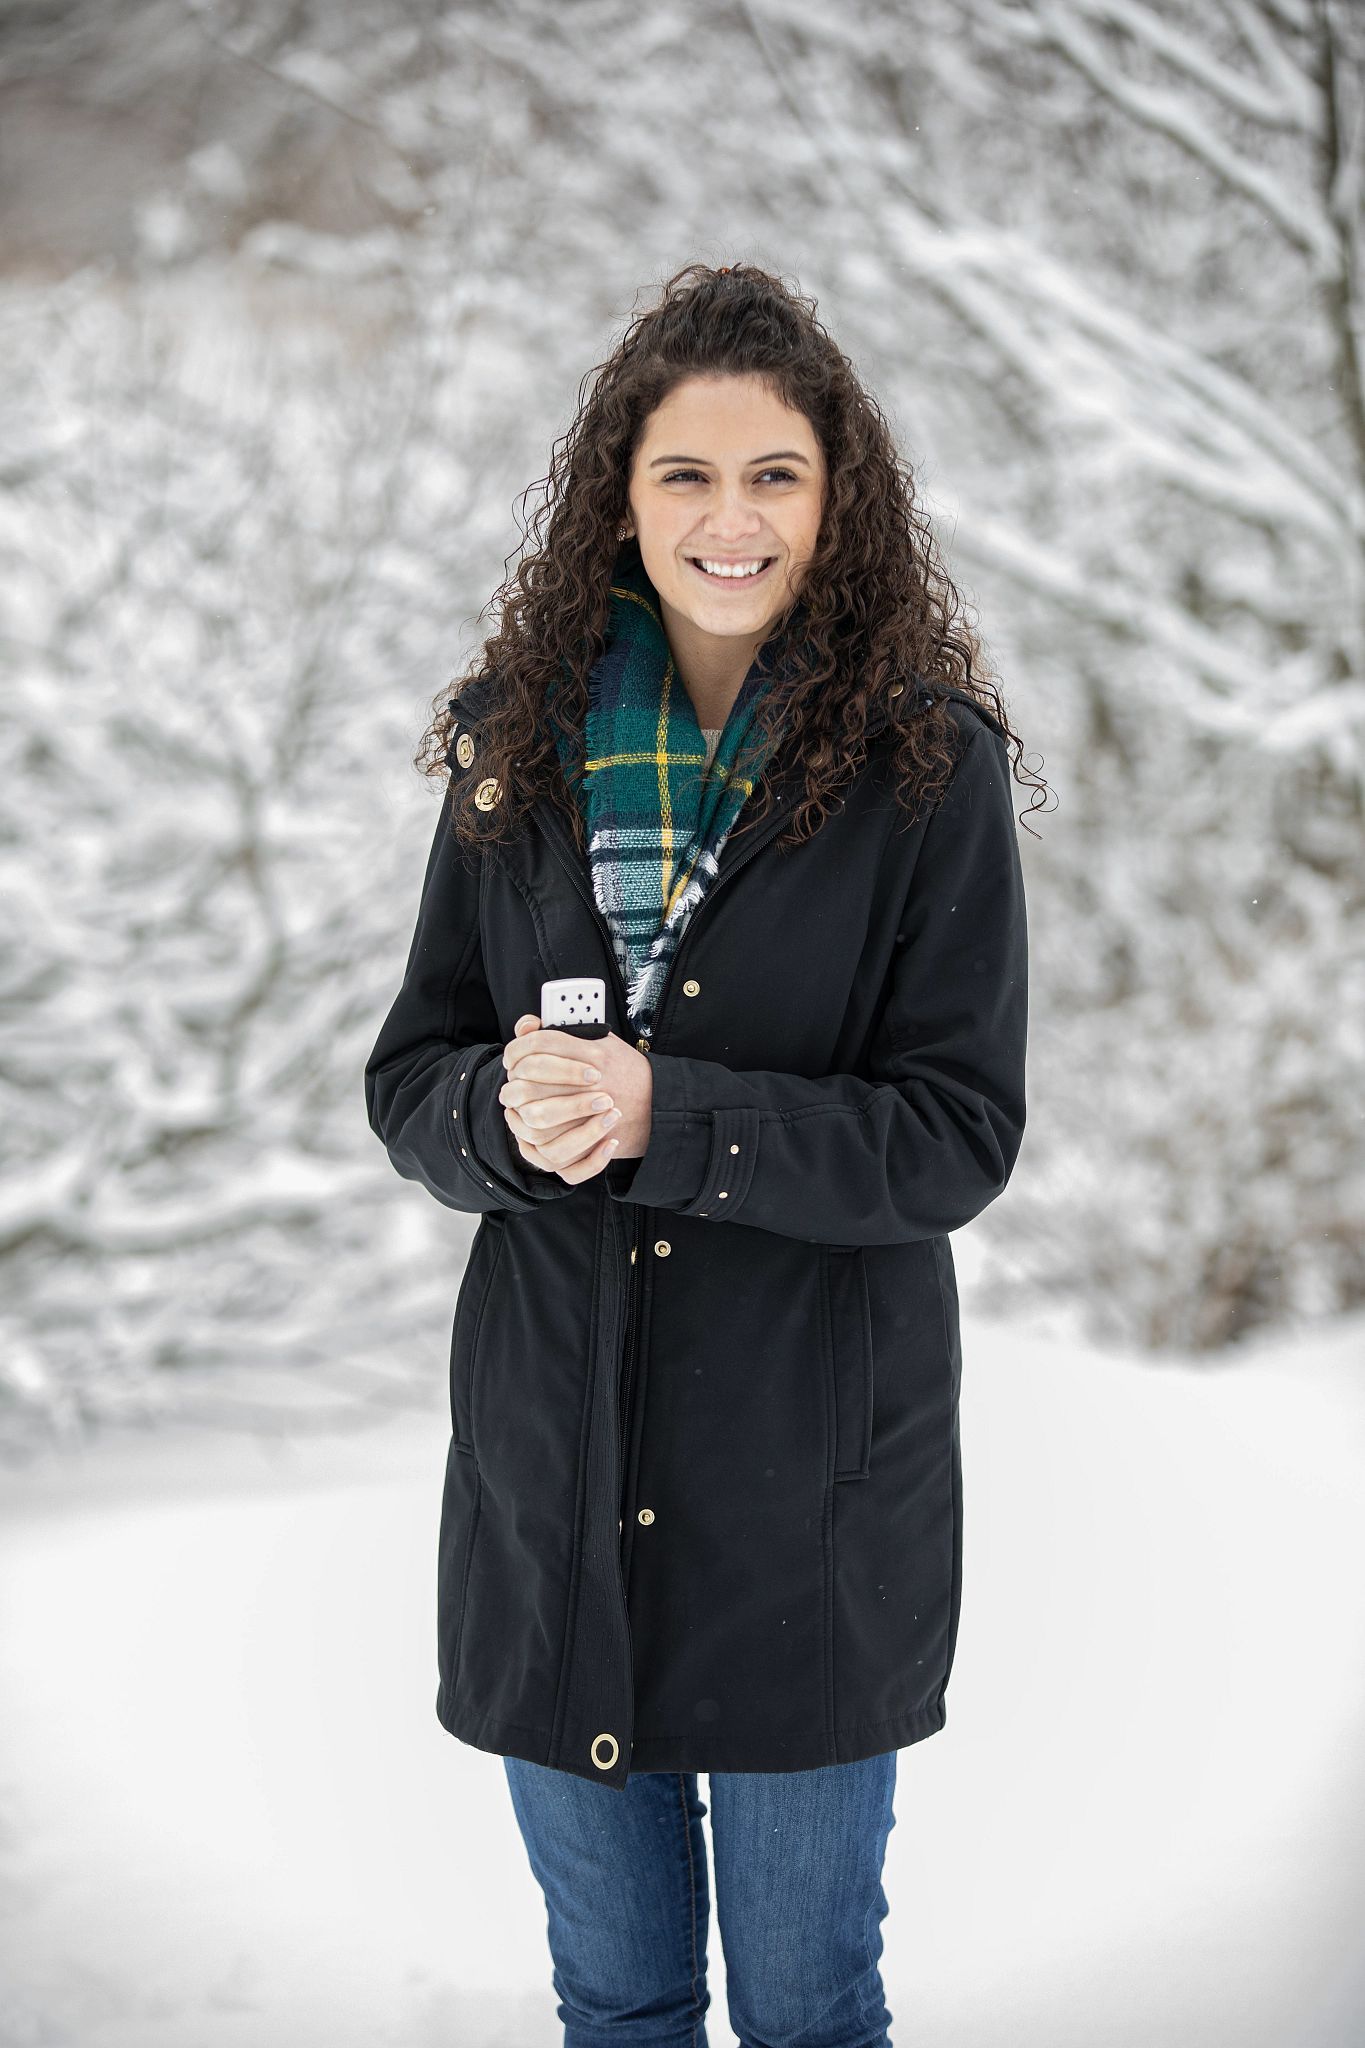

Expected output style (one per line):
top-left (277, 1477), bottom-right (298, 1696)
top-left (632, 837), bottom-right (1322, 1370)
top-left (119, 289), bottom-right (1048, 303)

top-left (445, 670), bottom-right (1005, 849)
top-left (444, 672), bottom-right (1005, 997)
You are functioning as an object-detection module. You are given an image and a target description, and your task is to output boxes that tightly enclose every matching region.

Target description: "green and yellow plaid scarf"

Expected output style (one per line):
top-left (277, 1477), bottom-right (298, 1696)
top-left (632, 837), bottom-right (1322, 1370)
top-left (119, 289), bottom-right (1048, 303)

top-left (550, 545), bottom-right (797, 1037)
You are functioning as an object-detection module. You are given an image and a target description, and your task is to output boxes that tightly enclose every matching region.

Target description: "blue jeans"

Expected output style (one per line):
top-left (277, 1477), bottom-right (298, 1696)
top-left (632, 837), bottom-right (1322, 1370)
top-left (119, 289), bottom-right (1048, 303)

top-left (503, 1753), bottom-right (898, 2048)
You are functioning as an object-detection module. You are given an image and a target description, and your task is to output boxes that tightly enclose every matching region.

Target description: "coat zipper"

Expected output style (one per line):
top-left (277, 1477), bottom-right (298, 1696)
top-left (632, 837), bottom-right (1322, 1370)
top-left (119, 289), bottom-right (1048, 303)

top-left (534, 779), bottom-right (803, 1603)
top-left (532, 767), bottom-right (824, 1765)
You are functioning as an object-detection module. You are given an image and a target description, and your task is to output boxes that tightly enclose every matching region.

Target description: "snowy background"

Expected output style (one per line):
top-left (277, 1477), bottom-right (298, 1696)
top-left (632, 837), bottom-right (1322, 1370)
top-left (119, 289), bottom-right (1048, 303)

top-left (3, 1298), bottom-right (1364, 2046)
top-left (1, 2), bottom-right (1362, 2043)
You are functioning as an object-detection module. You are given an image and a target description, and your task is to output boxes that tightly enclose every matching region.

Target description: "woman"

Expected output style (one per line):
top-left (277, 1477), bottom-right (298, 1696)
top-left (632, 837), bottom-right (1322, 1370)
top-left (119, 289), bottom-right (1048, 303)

top-left (365, 262), bottom-right (1042, 2048)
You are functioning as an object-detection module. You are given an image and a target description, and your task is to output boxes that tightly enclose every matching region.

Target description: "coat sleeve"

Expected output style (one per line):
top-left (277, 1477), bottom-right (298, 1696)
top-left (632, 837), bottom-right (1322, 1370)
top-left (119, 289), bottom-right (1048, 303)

top-left (603, 718), bottom-right (1028, 1245)
top-left (364, 770), bottom-right (574, 1219)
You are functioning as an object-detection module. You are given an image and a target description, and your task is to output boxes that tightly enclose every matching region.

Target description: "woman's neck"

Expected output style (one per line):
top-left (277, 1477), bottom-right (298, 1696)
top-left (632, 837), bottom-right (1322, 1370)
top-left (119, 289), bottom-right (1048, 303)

top-left (676, 656), bottom-right (748, 731)
top-left (660, 599), bottom-right (768, 729)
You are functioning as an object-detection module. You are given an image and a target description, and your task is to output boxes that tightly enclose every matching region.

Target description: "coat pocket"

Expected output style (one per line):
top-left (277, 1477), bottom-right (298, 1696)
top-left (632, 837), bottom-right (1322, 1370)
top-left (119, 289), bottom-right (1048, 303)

top-left (824, 1245), bottom-right (873, 1482)
top-left (448, 1216), bottom-right (506, 1453)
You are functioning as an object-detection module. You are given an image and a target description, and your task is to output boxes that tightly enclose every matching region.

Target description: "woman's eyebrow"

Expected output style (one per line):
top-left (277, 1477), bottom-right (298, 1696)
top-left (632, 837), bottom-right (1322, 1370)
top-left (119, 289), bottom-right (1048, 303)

top-left (647, 450), bottom-right (812, 467)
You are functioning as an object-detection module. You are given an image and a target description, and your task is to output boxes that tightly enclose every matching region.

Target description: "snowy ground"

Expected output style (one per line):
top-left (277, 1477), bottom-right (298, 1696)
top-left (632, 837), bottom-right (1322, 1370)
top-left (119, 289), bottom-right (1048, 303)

top-left (1, 1300), bottom-right (1363, 2048)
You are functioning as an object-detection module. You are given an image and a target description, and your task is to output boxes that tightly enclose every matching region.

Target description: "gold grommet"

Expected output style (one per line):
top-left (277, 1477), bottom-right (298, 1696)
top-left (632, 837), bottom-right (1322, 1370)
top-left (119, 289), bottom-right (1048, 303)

top-left (590, 1732), bottom-right (619, 1770)
top-left (889, 682), bottom-right (905, 697)
top-left (654, 1240), bottom-right (671, 1257)
top-left (474, 776), bottom-right (502, 809)
top-left (455, 733), bottom-right (476, 768)
top-left (638, 1507), bottom-right (654, 1525)
top-left (683, 979), bottom-right (700, 997)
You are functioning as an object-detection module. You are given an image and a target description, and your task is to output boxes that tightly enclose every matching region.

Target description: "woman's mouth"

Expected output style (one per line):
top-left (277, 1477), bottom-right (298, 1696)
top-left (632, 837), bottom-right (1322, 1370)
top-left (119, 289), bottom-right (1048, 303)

top-left (687, 555), bottom-right (777, 588)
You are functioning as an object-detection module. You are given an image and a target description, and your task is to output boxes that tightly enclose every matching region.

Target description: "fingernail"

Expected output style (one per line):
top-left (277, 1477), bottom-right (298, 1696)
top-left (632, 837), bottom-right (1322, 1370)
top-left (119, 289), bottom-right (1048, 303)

top-left (591, 1095), bottom-right (612, 1110)
top-left (583, 1066), bottom-right (600, 1081)
top-left (607, 1139), bottom-right (620, 1152)
top-left (604, 1109), bottom-right (621, 1126)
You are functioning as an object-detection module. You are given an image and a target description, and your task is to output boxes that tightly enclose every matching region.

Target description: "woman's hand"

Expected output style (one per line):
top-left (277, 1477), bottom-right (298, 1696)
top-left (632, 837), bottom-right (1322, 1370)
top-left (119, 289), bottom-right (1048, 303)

top-left (499, 1015), bottom-right (654, 1184)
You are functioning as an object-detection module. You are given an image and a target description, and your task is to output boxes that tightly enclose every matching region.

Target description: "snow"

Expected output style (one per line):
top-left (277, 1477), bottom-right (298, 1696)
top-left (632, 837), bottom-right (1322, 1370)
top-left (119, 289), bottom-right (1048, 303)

top-left (2, 1306), bottom-right (1362, 2047)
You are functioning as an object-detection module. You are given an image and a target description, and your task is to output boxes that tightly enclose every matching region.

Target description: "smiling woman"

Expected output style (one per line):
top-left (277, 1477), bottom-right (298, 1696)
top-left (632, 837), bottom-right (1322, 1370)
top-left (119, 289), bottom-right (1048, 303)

top-left (366, 258), bottom-right (1043, 2048)
top-left (623, 375), bottom-right (827, 727)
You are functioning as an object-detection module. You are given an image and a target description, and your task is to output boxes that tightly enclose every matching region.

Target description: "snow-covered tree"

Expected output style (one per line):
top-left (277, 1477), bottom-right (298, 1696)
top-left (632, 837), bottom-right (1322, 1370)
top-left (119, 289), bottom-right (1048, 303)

top-left (2, 0), bottom-right (1360, 1453)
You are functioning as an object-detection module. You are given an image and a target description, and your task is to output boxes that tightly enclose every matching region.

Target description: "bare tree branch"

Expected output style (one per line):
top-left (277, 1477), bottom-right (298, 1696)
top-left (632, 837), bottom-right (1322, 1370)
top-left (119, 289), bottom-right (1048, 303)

top-left (961, 0), bottom-right (1333, 263)
top-left (1071, 0), bottom-right (1312, 128)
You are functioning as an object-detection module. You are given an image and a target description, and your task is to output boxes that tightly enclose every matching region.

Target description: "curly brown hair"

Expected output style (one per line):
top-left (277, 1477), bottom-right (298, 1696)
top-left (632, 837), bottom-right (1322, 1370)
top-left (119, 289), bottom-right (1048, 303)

top-left (419, 259), bottom-right (1049, 852)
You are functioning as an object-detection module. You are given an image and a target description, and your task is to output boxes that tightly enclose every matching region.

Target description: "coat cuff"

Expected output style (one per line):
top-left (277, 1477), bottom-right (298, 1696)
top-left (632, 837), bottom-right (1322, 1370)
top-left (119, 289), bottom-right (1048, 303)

top-left (603, 1052), bottom-right (760, 1218)
top-left (447, 1043), bottom-right (574, 1210)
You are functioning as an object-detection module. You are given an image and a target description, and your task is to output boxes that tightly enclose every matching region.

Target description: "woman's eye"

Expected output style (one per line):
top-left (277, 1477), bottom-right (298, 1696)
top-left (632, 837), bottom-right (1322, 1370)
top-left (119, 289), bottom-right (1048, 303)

top-left (661, 467), bottom-right (797, 484)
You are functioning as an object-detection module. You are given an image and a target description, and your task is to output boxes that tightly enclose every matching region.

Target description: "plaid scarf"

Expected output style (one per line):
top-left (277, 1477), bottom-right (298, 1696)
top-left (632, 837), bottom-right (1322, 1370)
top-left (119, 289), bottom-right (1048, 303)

top-left (550, 546), bottom-right (797, 1037)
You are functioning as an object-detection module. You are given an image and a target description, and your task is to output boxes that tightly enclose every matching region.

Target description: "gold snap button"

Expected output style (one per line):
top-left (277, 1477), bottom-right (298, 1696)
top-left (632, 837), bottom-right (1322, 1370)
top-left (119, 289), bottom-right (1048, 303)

top-left (455, 733), bottom-right (476, 768)
top-left (638, 1507), bottom-right (654, 1526)
top-left (729, 1143), bottom-right (739, 1153)
top-left (683, 979), bottom-right (700, 997)
top-left (889, 682), bottom-right (905, 697)
top-left (474, 776), bottom-right (502, 810)
top-left (590, 1732), bottom-right (619, 1770)
top-left (654, 1239), bottom-right (671, 1257)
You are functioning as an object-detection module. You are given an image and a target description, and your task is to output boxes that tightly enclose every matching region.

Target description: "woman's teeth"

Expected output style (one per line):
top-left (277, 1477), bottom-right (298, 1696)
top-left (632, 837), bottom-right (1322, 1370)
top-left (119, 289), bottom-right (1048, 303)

top-left (690, 557), bottom-right (774, 582)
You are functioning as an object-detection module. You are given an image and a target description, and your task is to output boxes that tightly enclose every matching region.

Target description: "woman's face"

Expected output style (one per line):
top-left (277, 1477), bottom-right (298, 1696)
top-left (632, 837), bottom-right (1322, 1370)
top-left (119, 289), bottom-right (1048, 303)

top-left (624, 373), bottom-right (826, 645)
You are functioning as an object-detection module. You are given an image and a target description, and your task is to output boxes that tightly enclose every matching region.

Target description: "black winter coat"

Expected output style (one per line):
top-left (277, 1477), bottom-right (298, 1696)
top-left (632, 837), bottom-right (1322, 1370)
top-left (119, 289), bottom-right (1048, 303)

top-left (364, 677), bottom-right (1028, 1791)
